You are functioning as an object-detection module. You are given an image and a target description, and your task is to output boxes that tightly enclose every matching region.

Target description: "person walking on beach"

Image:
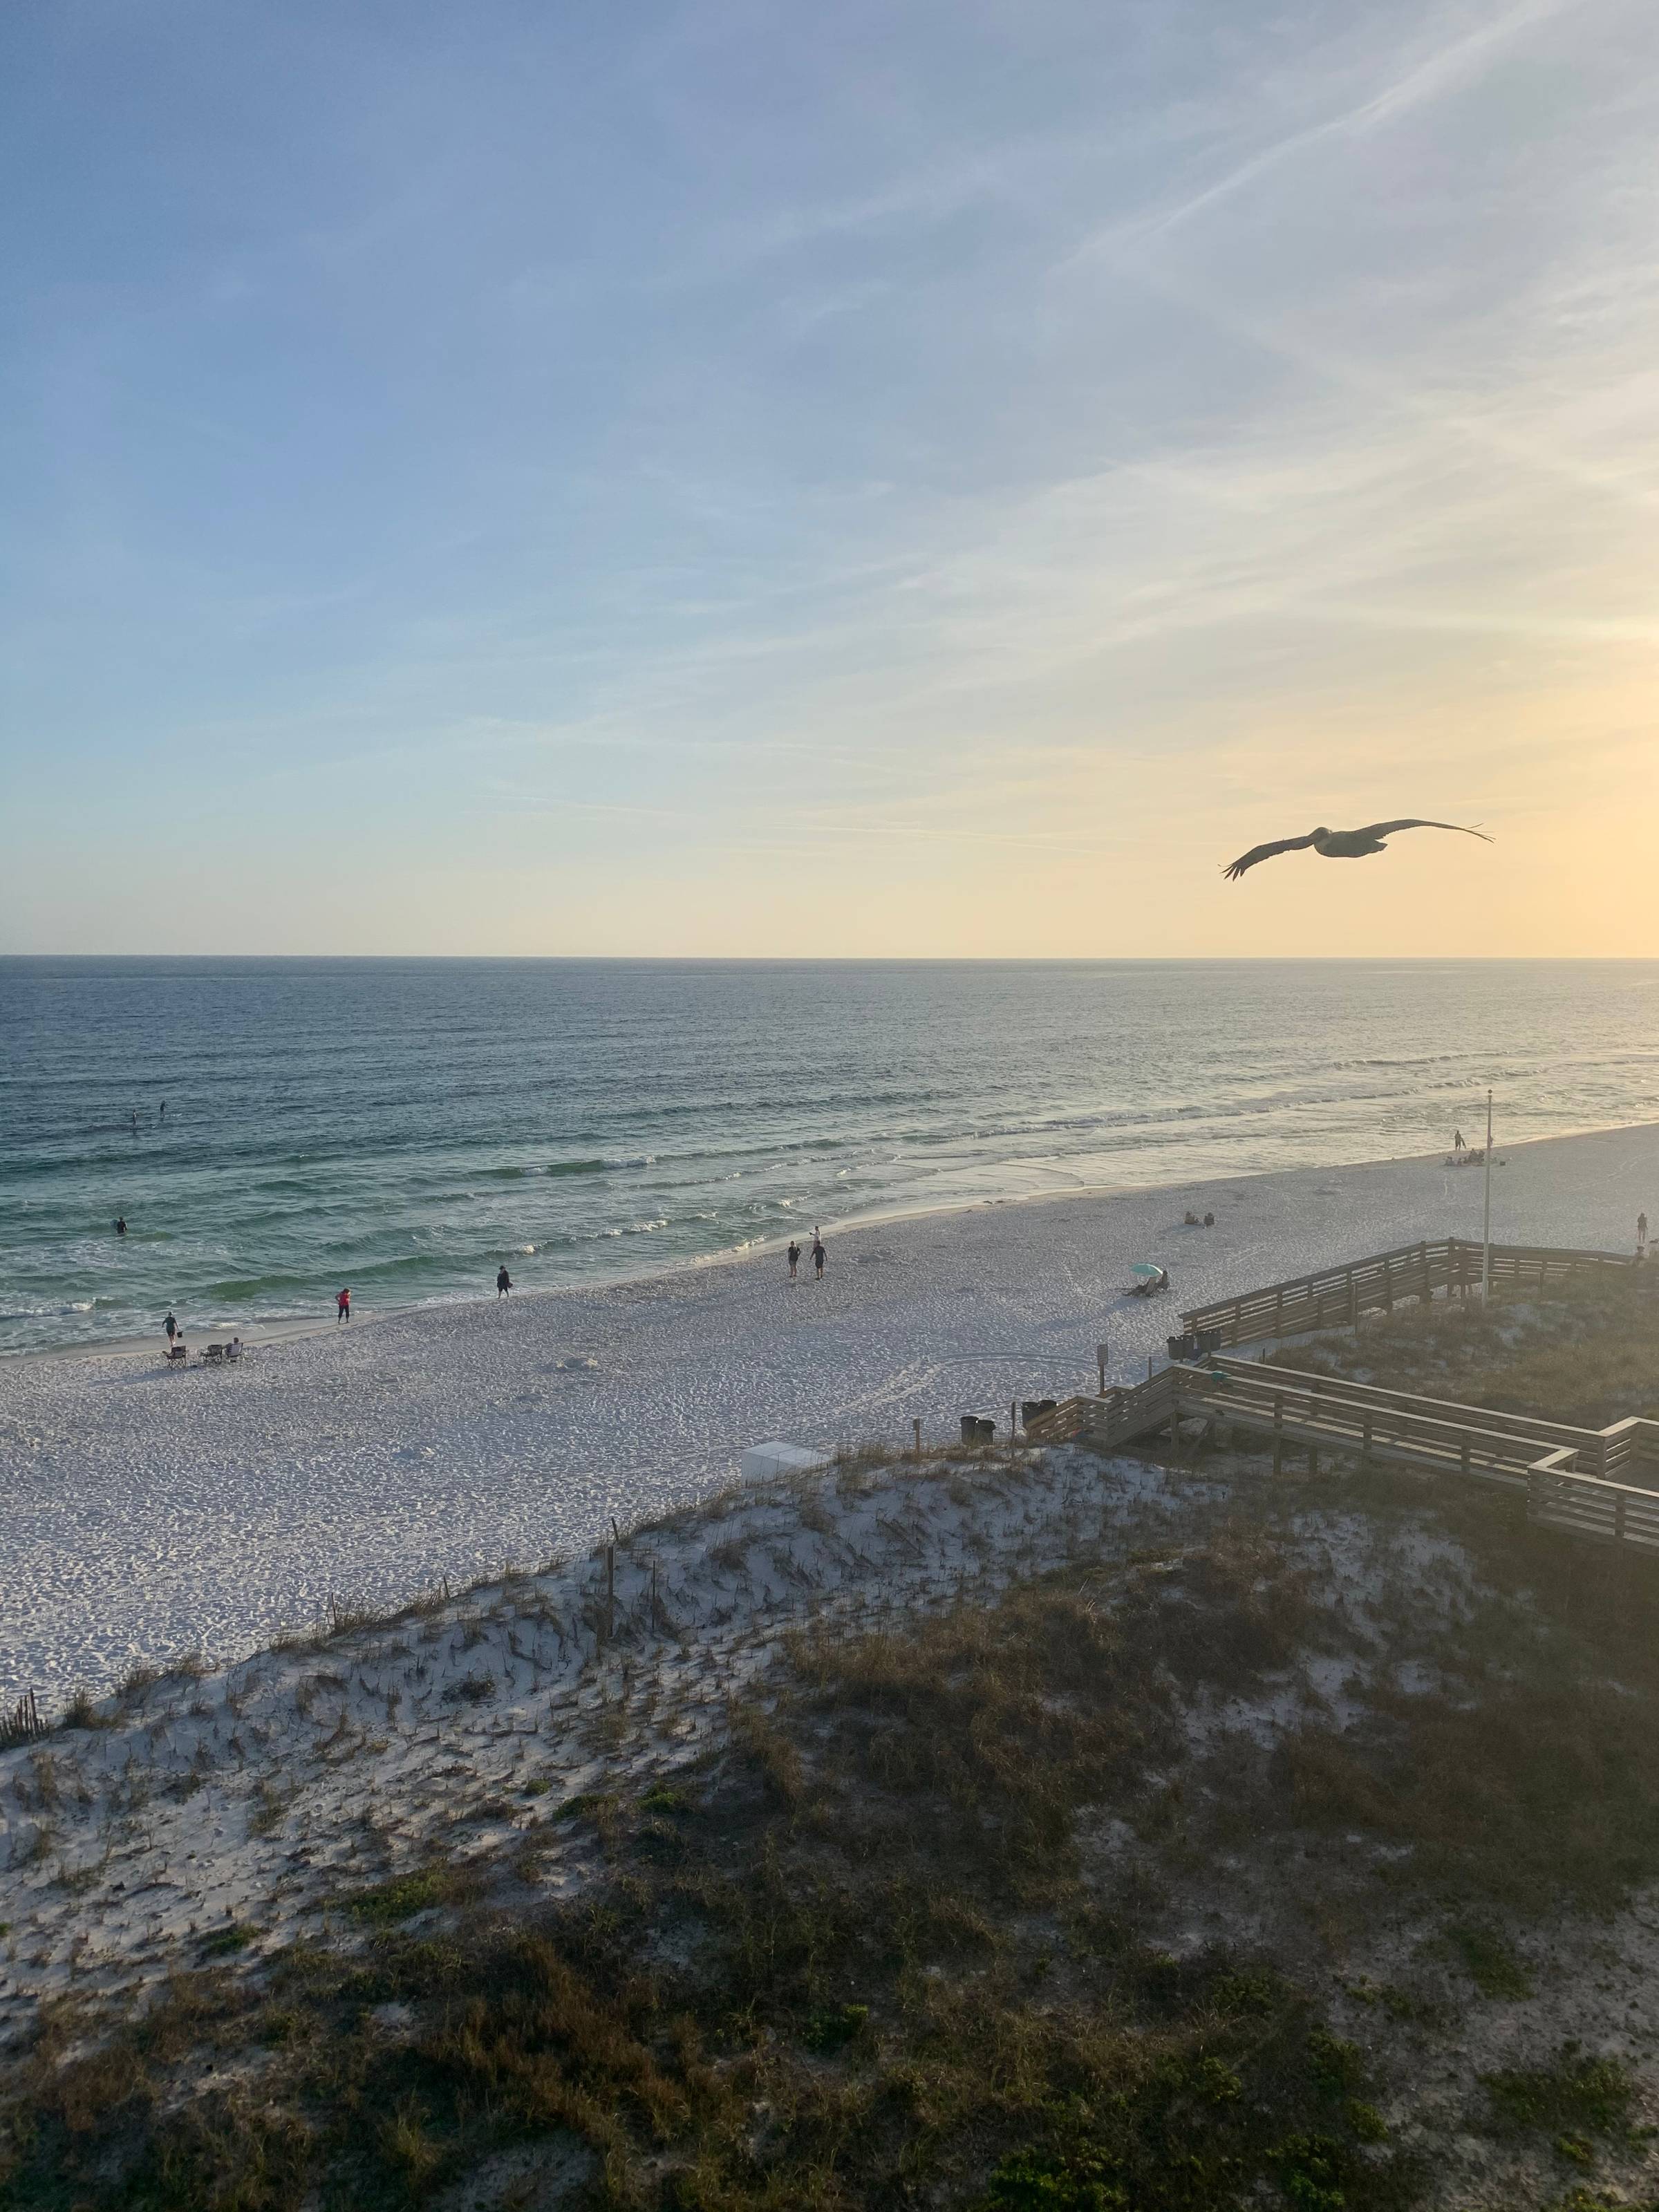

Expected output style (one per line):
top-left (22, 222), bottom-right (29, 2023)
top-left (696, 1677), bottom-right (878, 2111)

top-left (164, 1309), bottom-right (178, 1345)
top-left (336, 1286), bottom-right (351, 1323)
top-left (787, 1240), bottom-right (800, 1282)
top-left (812, 1235), bottom-right (826, 1280)
top-left (496, 1265), bottom-right (512, 1297)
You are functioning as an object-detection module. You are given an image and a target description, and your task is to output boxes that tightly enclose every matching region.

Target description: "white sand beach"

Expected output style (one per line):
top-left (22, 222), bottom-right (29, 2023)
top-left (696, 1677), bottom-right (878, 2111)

top-left (3, 1120), bottom-right (1656, 1709)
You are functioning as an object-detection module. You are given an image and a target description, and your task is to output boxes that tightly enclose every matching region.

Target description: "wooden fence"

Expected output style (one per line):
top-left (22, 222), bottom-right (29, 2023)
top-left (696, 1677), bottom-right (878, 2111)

top-left (1179, 1237), bottom-right (1637, 1351)
top-left (0, 1688), bottom-right (48, 1751)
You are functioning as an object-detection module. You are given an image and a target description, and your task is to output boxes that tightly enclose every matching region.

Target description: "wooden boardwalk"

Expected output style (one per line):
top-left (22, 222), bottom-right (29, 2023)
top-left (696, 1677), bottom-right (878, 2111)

top-left (1179, 1236), bottom-right (1635, 1351)
top-left (1029, 1235), bottom-right (1659, 1561)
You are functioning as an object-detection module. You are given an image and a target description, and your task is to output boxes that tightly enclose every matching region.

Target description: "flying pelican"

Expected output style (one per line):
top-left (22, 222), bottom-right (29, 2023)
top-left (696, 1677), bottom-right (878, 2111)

top-left (1223, 819), bottom-right (1492, 881)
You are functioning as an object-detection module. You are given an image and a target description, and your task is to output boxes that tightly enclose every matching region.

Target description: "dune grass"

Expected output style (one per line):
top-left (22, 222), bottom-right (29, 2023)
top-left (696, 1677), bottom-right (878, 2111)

top-left (17, 1488), bottom-right (1659, 2207)
top-left (1, 1537), bottom-right (1425, 2212)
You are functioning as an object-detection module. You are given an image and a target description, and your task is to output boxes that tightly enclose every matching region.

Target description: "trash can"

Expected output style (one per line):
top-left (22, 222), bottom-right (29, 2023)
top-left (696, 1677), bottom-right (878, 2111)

top-left (961, 1414), bottom-right (982, 1446)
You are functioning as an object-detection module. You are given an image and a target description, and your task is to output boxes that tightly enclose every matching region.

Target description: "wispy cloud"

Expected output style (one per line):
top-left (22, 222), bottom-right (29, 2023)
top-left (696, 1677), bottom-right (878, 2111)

top-left (5, 0), bottom-right (1658, 951)
top-left (1074, 0), bottom-right (1593, 263)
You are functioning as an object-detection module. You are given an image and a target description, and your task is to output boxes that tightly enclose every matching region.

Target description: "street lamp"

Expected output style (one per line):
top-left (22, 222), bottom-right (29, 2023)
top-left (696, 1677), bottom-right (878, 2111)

top-left (1481, 1087), bottom-right (1493, 1301)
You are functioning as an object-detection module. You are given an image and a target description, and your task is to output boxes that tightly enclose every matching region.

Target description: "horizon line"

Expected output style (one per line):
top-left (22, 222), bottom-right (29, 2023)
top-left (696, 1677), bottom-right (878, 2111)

top-left (6, 951), bottom-right (1659, 966)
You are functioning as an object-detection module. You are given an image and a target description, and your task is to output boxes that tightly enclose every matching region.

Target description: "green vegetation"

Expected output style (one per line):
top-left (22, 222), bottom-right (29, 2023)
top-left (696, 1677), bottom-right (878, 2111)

top-left (339, 1869), bottom-right (451, 1927)
top-left (554, 1789), bottom-right (615, 1822)
top-left (1445, 1922), bottom-right (1533, 2000)
top-left (1483, 2049), bottom-right (1635, 2137)
top-left (198, 1924), bottom-right (257, 1958)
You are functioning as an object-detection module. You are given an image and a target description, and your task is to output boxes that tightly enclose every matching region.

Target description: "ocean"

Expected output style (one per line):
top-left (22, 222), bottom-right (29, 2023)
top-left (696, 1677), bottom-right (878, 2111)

top-left (3, 957), bottom-right (1656, 1356)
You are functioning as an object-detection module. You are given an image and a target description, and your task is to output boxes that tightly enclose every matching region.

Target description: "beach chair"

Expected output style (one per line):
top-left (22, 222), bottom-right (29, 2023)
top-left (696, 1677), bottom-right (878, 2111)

top-left (203, 1342), bottom-right (225, 1364)
top-left (166, 1343), bottom-right (187, 1365)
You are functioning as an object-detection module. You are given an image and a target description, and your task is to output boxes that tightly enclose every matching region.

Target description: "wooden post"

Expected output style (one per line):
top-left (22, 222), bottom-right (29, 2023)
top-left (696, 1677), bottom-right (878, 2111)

top-left (1011, 1397), bottom-right (1018, 1443)
top-left (1349, 1266), bottom-right (1358, 1327)
top-left (1274, 1287), bottom-right (1284, 1335)
top-left (912, 1417), bottom-right (922, 1457)
top-left (1273, 1394), bottom-right (1284, 1476)
top-left (606, 1545), bottom-right (615, 1643)
top-left (1382, 1256), bottom-right (1393, 1313)
top-left (650, 1561), bottom-right (659, 1634)
top-left (1361, 1416), bottom-right (1372, 1470)
top-left (1420, 1240), bottom-right (1430, 1304)
top-left (1459, 1435), bottom-right (1470, 1481)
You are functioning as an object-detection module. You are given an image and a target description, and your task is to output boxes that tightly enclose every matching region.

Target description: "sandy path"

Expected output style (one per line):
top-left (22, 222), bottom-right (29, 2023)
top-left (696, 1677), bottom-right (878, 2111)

top-left (3, 1121), bottom-right (1655, 1703)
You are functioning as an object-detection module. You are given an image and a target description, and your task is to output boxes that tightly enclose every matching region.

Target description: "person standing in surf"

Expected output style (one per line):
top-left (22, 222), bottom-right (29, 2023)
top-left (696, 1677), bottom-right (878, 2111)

top-left (337, 1286), bottom-right (351, 1323)
top-left (496, 1266), bottom-right (512, 1297)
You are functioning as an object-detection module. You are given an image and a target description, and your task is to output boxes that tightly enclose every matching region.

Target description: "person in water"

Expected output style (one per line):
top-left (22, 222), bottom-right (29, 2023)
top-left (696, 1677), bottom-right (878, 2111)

top-left (496, 1266), bottom-right (512, 1297)
top-left (787, 1240), bottom-right (800, 1281)
top-left (337, 1286), bottom-right (351, 1323)
top-left (114, 1216), bottom-right (126, 1236)
top-left (812, 1235), bottom-right (826, 1280)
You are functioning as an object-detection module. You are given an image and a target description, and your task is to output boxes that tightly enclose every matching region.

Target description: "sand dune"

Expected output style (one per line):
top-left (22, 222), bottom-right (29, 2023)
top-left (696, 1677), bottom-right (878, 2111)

top-left (2, 1121), bottom-right (1655, 1707)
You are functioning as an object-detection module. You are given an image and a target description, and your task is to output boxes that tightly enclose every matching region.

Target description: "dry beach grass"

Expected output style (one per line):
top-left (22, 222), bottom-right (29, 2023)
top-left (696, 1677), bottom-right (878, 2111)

top-left (11, 1400), bottom-right (1659, 2204)
top-left (12, 1215), bottom-right (1659, 2204)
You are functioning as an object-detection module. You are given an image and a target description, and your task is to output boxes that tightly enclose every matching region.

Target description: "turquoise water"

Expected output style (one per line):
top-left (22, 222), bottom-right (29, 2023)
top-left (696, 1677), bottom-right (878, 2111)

top-left (3, 957), bottom-right (1656, 1355)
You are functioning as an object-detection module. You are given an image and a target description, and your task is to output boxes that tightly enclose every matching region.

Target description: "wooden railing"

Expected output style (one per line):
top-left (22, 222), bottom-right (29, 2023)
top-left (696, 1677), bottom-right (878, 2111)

top-left (1528, 1465), bottom-right (1659, 1553)
top-left (1179, 1237), bottom-right (1637, 1350)
top-left (1035, 1347), bottom-right (1659, 1562)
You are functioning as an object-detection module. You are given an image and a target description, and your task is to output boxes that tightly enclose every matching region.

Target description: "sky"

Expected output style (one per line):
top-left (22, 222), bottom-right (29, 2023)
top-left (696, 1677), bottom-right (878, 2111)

top-left (1, 0), bottom-right (1656, 957)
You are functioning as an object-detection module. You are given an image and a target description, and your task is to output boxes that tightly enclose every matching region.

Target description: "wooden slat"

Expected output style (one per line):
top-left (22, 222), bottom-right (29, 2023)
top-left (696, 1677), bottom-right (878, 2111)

top-left (1181, 1236), bottom-right (1635, 1348)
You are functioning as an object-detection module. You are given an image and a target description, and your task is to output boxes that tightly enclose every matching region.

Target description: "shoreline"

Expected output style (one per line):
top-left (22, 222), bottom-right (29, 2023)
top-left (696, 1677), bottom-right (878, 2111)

top-left (3, 1118), bottom-right (1656, 1707)
top-left (10, 1114), bottom-right (1655, 1374)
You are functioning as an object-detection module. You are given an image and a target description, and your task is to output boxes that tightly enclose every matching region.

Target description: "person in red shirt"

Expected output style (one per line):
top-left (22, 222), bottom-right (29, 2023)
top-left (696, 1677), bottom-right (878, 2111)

top-left (336, 1287), bottom-right (351, 1323)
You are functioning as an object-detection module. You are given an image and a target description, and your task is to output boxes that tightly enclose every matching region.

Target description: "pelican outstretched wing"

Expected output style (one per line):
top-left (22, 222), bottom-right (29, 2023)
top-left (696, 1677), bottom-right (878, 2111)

top-left (1354, 819), bottom-right (1492, 843)
top-left (1222, 831), bottom-right (1318, 880)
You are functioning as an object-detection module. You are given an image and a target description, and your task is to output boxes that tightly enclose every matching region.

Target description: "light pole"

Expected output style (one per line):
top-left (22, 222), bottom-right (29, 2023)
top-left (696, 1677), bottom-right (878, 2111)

top-left (1481, 1087), bottom-right (1493, 1301)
